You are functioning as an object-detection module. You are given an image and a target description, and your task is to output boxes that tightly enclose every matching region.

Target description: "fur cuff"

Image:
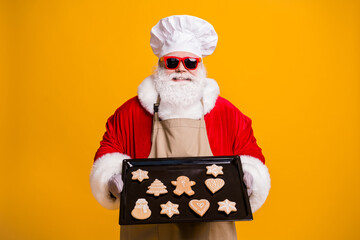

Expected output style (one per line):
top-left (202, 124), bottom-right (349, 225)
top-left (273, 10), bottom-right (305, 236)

top-left (90, 152), bottom-right (130, 210)
top-left (240, 155), bottom-right (271, 213)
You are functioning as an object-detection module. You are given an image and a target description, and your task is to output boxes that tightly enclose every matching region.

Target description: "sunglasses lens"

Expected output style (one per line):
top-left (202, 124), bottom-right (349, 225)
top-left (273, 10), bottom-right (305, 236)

top-left (165, 58), bottom-right (180, 69)
top-left (184, 58), bottom-right (198, 69)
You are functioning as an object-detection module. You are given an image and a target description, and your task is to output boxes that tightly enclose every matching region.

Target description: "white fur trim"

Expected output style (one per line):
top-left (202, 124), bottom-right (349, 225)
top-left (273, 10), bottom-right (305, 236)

top-left (89, 152), bottom-right (130, 210)
top-left (137, 75), bottom-right (158, 115)
top-left (137, 75), bottom-right (220, 118)
top-left (240, 155), bottom-right (271, 213)
top-left (202, 78), bottom-right (220, 115)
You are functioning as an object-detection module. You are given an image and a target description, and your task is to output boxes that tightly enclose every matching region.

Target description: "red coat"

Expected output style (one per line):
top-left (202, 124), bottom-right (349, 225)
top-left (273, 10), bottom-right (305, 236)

top-left (95, 96), bottom-right (265, 163)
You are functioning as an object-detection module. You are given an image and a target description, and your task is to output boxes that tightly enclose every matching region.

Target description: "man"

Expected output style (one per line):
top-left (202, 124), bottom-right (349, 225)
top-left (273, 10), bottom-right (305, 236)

top-left (90, 15), bottom-right (270, 240)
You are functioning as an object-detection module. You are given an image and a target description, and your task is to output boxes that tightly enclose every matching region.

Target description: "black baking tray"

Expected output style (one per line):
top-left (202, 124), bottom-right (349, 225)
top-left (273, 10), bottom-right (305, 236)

top-left (119, 156), bottom-right (252, 225)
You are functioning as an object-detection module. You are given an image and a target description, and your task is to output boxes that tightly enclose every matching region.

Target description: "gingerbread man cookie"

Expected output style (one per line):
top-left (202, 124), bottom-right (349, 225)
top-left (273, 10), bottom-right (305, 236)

top-left (171, 176), bottom-right (196, 196)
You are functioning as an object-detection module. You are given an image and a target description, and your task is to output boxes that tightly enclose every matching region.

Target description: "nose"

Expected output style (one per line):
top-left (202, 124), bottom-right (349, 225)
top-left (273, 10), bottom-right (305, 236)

top-left (175, 60), bottom-right (186, 72)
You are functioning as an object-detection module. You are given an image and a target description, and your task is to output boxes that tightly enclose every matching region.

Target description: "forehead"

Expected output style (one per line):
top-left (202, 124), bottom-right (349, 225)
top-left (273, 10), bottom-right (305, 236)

top-left (164, 51), bottom-right (200, 58)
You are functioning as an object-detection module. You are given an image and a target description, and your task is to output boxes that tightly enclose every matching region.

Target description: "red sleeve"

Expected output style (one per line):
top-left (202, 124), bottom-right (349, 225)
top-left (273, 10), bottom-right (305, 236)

top-left (232, 108), bottom-right (265, 163)
top-left (94, 96), bottom-right (153, 161)
top-left (94, 110), bottom-right (126, 161)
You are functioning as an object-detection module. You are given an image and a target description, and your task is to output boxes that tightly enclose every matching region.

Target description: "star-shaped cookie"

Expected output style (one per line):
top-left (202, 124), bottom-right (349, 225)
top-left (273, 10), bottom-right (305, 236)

top-left (160, 201), bottom-right (180, 218)
top-left (217, 199), bottom-right (237, 215)
top-left (131, 169), bottom-right (149, 182)
top-left (206, 164), bottom-right (224, 177)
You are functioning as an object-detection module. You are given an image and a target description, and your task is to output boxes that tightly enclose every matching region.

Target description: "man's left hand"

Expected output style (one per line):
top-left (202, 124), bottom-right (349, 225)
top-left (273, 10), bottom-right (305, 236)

top-left (243, 171), bottom-right (254, 196)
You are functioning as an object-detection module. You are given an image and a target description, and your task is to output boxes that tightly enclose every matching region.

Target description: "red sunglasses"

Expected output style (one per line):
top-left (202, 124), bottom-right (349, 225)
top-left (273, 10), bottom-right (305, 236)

top-left (160, 56), bottom-right (202, 70)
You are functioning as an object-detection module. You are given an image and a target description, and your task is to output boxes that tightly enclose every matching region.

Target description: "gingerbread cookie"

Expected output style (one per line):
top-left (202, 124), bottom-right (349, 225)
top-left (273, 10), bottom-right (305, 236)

top-left (171, 176), bottom-right (196, 196)
top-left (131, 198), bottom-right (151, 220)
top-left (217, 199), bottom-right (237, 215)
top-left (205, 178), bottom-right (225, 194)
top-left (206, 164), bottom-right (223, 177)
top-left (146, 179), bottom-right (168, 197)
top-left (189, 199), bottom-right (210, 217)
top-left (160, 201), bottom-right (180, 218)
top-left (131, 169), bottom-right (149, 182)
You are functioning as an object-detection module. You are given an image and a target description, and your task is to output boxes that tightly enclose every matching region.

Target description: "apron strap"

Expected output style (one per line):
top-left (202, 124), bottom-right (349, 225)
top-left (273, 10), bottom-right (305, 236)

top-left (153, 95), bottom-right (160, 122)
top-left (200, 98), bottom-right (205, 121)
top-left (151, 96), bottom-right (161, 142)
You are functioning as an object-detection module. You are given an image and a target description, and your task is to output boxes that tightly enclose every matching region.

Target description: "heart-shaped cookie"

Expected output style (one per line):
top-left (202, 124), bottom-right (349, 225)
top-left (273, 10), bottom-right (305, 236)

top-left (205, 178), bottom-right (225, 194)
top-left (189, 199), bottom-right (210, 217)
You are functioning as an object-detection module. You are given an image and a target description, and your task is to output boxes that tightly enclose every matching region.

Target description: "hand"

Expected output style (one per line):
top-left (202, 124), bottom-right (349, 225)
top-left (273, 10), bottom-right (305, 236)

top-left (108, 174), bottom-right (123, 198)
top-left (243, 171), bottom-right (254, 196)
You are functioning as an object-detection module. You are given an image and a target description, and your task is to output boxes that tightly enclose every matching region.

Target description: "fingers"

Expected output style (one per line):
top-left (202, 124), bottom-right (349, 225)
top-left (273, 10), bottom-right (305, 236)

top-left (108, 174), bottom-right (123, 198)
top-left (247, 187), bottom-right (253, 197)
top-left (243, 171), bottom-right (254, 197)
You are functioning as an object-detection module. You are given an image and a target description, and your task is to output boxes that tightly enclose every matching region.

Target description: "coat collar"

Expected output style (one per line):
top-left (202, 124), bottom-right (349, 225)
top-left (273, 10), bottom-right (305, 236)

top-left (137, 75), bottom-right (220, 117)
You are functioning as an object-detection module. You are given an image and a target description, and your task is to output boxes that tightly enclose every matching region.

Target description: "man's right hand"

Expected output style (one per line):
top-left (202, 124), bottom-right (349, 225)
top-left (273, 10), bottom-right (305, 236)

top-left (108, 174), bottom-right (123, 198)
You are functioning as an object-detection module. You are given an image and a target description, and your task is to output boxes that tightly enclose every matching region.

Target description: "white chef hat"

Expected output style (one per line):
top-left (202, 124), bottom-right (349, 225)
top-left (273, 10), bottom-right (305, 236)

top-left (150, 15), bottom-right (218, 58)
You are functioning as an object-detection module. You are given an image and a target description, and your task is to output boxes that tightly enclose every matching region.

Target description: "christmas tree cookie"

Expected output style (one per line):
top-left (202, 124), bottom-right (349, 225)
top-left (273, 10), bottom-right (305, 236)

top-left (146, 179), bottom-right (168, 197)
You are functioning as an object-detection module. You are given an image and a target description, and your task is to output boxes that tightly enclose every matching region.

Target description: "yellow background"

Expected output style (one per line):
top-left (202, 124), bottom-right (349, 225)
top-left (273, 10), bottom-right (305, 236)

top-left (1, 0), bottom-right (359, 239)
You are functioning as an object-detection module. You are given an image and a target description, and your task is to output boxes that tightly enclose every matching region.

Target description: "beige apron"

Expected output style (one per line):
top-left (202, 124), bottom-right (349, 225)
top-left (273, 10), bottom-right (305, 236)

top-left (121, 100), bottom-right (237, 240)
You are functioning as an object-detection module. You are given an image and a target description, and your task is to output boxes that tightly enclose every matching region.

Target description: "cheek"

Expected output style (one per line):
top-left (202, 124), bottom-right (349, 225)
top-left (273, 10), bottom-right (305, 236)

top-left (189, 69), bottom-right (199, 77)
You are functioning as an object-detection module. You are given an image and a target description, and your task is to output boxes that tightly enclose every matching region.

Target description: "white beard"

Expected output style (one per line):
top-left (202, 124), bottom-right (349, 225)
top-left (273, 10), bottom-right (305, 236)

top-left (154, 66), bottom-right (207, 107)
top-left (153, 65), bottom-right (207, 120)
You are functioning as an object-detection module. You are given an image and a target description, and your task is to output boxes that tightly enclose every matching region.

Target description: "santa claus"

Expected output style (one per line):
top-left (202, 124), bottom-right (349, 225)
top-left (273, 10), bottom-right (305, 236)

top-left (90, 15), bottom-right (270, 240)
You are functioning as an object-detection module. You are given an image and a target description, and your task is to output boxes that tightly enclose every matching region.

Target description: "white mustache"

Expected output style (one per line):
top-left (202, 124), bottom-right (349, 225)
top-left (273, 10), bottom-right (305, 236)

top-left (169, 72), bottom-right (194, 81)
